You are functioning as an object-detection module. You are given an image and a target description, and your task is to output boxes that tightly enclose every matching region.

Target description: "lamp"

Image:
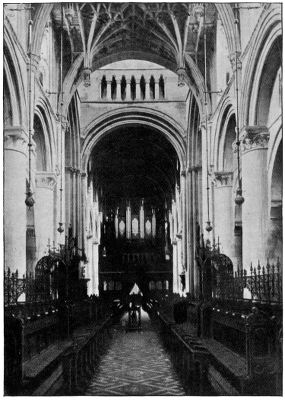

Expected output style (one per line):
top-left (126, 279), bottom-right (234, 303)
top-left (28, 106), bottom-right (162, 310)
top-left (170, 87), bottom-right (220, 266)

top-left (233, 6), bottom-right (244, 206)
top-left (203, 4), bottom-right (213, 233)
top-left (205, 221), bottom-right (212, 232)
top-left (25, 20), bottom-right (35, 208)
top-left (57, 5), bottom-right (64, 234)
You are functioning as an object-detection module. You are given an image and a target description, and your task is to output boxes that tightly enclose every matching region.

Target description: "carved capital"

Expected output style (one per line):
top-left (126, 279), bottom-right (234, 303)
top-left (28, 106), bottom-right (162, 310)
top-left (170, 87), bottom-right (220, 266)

top-left (36, 171), bottom-right (57, 190)
top-left (4, 127), bottom-right (28, 154)
top-left (214, 171), bottom-right (233, 187)
top-left (241, 126), bottom-right (269, 153)
top-left (188, 165), bottom-right (202, 173)
top-left (65, 166), bottom-right (81, 174)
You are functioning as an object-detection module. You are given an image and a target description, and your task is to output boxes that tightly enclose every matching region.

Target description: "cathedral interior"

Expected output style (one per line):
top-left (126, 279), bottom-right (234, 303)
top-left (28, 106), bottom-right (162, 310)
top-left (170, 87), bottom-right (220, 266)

top-left (4, 2), bottom-right (282, 396)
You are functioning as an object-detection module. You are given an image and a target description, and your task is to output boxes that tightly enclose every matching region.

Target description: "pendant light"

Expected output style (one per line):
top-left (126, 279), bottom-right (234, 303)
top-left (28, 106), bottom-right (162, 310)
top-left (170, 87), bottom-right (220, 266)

top-left (58, 5), bottom-right (64, 234)
top-left (203, 5), bottom-right (212, 232)
top-left (25, 20), bottom-right (35, 208)
top-left (233, 5), bottom-right (244, 206)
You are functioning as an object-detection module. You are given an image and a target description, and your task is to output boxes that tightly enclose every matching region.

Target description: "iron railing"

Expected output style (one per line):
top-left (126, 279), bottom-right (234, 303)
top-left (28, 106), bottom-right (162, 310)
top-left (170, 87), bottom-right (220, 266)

top-left (212, 259), bottom-right (282, 304)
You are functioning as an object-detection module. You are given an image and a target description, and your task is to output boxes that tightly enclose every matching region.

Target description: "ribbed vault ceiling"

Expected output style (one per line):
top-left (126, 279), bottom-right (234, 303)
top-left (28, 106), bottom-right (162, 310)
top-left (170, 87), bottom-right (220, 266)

top-left (51, 3), bottom-right (217, 77)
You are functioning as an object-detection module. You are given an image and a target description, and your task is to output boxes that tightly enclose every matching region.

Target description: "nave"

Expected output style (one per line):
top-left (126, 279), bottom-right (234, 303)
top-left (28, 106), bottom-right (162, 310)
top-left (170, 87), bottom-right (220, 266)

top-left (85, 310), bottom-right (186, 396)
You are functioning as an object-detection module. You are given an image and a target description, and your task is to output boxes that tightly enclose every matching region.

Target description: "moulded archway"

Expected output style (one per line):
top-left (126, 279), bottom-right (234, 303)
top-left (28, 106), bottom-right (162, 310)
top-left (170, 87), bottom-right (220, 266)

top-left (81, 107), bottom-right (187, 174)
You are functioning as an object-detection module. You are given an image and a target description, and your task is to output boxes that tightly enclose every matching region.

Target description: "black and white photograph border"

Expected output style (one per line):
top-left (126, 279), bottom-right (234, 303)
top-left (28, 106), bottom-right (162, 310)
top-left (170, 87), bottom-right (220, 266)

top-left (3, 1), bottom-right (282, 396)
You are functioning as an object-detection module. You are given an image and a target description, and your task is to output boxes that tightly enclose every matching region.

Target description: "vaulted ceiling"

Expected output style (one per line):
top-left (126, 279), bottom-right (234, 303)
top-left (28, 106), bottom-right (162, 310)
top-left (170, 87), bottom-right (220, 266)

top-left (51, 3), bottom-right (217, 79)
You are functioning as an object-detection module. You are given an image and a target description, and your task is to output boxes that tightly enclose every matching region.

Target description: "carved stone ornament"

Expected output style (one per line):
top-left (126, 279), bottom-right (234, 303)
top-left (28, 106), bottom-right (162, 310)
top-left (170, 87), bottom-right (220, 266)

top-left (4, 127), bottom-right (28, 153)
top-left (241, 127), bottom-right (269, 154)
top-left (214, 171), bottom-right (233, 187)
top-left (35, 172), bottom-right (57, 189)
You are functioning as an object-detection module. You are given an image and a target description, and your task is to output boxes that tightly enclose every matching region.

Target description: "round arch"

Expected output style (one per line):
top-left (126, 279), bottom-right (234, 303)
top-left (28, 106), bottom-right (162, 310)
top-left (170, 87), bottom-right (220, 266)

top-left (81, 107), bottom-right (187, 173)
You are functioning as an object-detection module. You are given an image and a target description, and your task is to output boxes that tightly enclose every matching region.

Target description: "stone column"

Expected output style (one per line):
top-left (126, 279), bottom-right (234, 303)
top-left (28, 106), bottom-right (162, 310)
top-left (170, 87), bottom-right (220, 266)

top-left (145, 80), bottom-right (150, 100)
top-left (34, 172), bottom-right (57, 260)
top-left (154, 81), bottom-right (159, 100)
top-left (126, 79), bottom-right (131, 100)
top-left (81, 172), bottom-right (87, 254)
top-left (86, 238), bottom-right (93, 296)
top-left (172, 241), bottom-right (178, 293)
top-left (92, 242), bottom-right (99, 295)
top-left (177, 237), bottom-right (183, 294)
top-left (241, 127), bottom-right (269, 270)
top-left (186, 168), bottom-right (193, 294)
top-left (180, 171), bottom-right (186, 273)
top-left (214, 172), bottom-right (234, 260)
top-left (4, 128), bottom-right (28, 275)
top-left (106, 80), bottom-right (112, 100)
top-left (136, 80), bottom-right (140, 100)
top-left (192, 166), bottom-right (202, 298)
top-left (117, 81), bottom-right (121, 100)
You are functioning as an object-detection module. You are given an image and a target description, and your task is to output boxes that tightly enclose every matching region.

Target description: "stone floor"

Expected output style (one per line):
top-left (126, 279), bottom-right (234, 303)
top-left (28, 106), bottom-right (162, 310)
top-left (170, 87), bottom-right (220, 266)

top-left (85, 310), bottom-right (186, 396)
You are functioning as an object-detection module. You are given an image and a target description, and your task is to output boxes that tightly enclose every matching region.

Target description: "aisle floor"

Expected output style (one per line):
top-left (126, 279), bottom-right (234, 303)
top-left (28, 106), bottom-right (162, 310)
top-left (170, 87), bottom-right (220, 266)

top-left (85, 310), bottom-right (186, 396)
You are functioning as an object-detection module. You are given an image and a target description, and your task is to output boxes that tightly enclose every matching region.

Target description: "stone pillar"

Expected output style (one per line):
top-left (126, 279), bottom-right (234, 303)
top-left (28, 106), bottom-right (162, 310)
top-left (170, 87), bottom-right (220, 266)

top-left (117, 81), bottom-right (121, 100)
top-left (81, 172), bottom-right (87, 254)
top-left (177, 237), bottom-right (183, 294)
top-left (172, 241), bottom-right (178, 293)
top-left (126, 79), bottom-right (131, 100)
top-left (140, 200), bottom-right (145, 239)
top-left (4, 128), bottom-right (28, 275)
top-left (106, 80), bottom-right (112, 100)
top-left (214, 172), bottom-right (234, 260)
top-left (86, 238), bottom-right (93, 296)
top-left (154, 81), bottom-right (159, 100)
top-left (241, 127), bottom-right (269, 270)
top-left (34, 172), bottom-right (57, 260)
top-left (180, 171), bottom-right (186, 272)
top-left (92, 242), bottom-right (99, 295)
top-left (145, 80), bottom-right (150, 100)
top-left (136, 81), bottom-right (140, 100)
top-left (192, 166), bottom-right (202, 298)
top-left (186, 168), bottom-right (193, 294)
